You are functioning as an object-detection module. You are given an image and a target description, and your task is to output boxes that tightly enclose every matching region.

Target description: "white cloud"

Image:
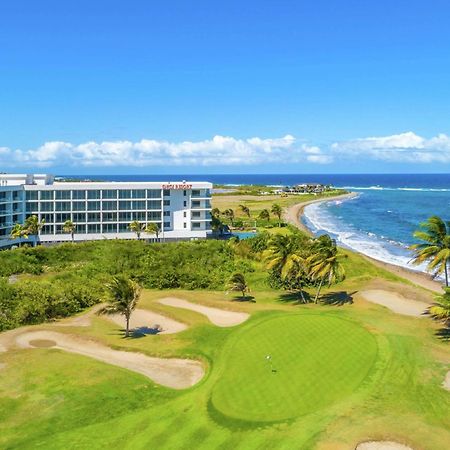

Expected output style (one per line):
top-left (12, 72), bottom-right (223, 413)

top-left (331, 132), bottom-right (450, 163)
top-left (0, 135), bottom-right (333, 168)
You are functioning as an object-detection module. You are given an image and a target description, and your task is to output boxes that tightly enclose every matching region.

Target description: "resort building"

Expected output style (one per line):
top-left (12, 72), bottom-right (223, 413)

top-left (0, 174), bottom-right (212, 249)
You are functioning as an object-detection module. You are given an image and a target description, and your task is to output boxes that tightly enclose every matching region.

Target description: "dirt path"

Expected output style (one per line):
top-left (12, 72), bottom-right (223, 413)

top-left (358, 290), bottom-right (429, 317)
top-left (356, 441), bottom-right (413, 450)
top-left (54, 304), bottom-right (103, 327)
top-left (106, 308), bottom-right (188, 334)
top-left (13, 330), bottom-right (204, 389)
top-left (444, 371), bottom-right (450, 391)
top-left (159, 297), bottom-right (249, 327)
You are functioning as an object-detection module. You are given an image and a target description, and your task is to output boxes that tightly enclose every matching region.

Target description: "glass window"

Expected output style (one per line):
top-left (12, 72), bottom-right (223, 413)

top-left (119, 189), bottom-right (132, 199)
top-left (73, 213), bottom-right (86, 222)
top-left (72, 201), bottom-right (86, 211)
top-left (88, 223), bottom-right (101, 233)
top-left (133, 211), bottom-right (145, 221)
top-left (163, 221), bottom-right (171, 228)
top-left (41, 214), bottom-right (54, 223)
top-left (55, 190), bottom-right (71, 200)
top-left (163, 211), bottom-right (170, 217)
top-left (119, 211), bottom-right (133, 221)
top-left (26, 191), bottom-right (38, 201)
top-left (55, 202), bottom-right (71, 212)
top-left (40, 191), bottom-right (53, 200)
top-left (56, 213), bottom-right (70, 222)
top-left (147, 189), bottom-right (160, 198)
top-left (76, 224), bottom-right (87, 234)
top-left (87, 201), bottom-right (101, 211)
top-left (102, 201), bottom-right (117, 211)
top-left (192, 222), bottom-right (201, 229)
top-left (147, 211), bottom-right (161, 221)
top-left (119, 201), bottom-right (132, 210)
top-left (87, 190), bottom-right (101, 199)
top-left (102, 223), bottom-right (117, 233)
top-left (102, 190), bottom-right (117, 199)
top-left (192, 211), bottom-right (201, 218)
top-left (147, 200), bottom-right (161, 210)
top-left (103, 212), bottom-right (117, 222)
top-left (118, 222), bottom-right (129, 232)
top-left (133, 200), bottom-right (146, 210)
top-left (55, 224), bottom-right (64, 234)
top-left (40, 202), bottom-right (54, 212)
top-left (192, 201), bottom-right (200, 207)
top-left (132, 189), bottom-right (146, 199)
top-left (26, 202), bottom-right (38, 212)
top-left (163, 200), bottom-right (170, 206)
top-left (183, 201), bottom-right (187, 207)
top-left (72, 190), bottom-right (86, 200)
top-left (42, 225), bottom-right (54, 234)
top-left (87, 212), bottom-right (101, 222)
top-left (163, 190), bottom-right (171, 196)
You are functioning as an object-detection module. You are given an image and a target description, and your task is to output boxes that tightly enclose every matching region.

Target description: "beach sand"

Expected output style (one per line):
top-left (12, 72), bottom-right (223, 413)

top-left (285, 194), bottom-right (443, 293)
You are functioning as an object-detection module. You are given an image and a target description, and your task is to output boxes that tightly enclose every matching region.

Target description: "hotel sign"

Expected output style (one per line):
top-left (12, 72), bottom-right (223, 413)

top-left (162, 183), bottom-right (193, 190)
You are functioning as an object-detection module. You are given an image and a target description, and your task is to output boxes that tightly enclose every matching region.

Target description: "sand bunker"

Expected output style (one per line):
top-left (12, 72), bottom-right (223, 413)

top-left (359, 290), bottom-right (429, 317)
top-left (159, 297), bottom-right (249, 327)
top-left (356, 441), bottom-right (414, 450)
top-left (443, 371), bottom-right (450, 391)
top-left (106, 308), bottom-right (187, 334)
top-left (15, 330), bottom-right (204, 389)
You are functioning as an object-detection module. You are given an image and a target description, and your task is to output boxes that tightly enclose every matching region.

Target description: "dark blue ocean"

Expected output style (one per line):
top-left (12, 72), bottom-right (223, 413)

top-left (64, 174), bottom-right (450, 272)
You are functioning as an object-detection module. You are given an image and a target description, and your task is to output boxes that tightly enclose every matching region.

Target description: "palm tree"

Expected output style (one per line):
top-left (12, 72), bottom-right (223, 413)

top-left (211, 207), bottom-right (221, 218)
top-left (63, 220), bottom-right (76, 242)
top-left (223, 209), bottom-right (235, 226)
top-left (428, 288), bottom-right (450, 325)
top-left (307, 235), bottom-right (346, 303)
top-left (10, 223), bottom-right (24, 241)
top-left (271, 204), bottom-right (283, 227)
top-left (410, 216), bottom-right (450, 286)
top-left (128, 220), bottom-right (145, 240)
top-left (21, 215), bottom-right (45, 247)
top-left (281, 253), bottom-right (309, 303)
top-left (229, 273), bottom-right (250, 297)
top-left (145, 222), bottom-right (160, 241)
top-left (99, 276), bottom-right (141, 337)
top-left (259, 209), bottom-right (270, 223)
top-left (239, 204), bottom-right (251, 218)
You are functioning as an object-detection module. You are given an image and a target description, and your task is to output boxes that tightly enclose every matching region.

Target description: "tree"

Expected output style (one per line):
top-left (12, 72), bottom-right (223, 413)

top-left (410, 216), bottom-right (450, 287)
top-left (211, 207), bottom-right (221, 218)
top-left (239, 204), bottom-right (251, 218)
top-left (229, 272), bottom-right (250, 297)
top-left (259, 209), bottom-right (270, 223)
top-left (271, 204), bottom-right (283, 227)
top-left (63, 220), bottom-right (76, 242)
top-left (128, 220), bottom-right (145, 240)
top-left (99, 276), bottom-right (141, 337)
top-left (428, 288), bottom-right (450, 326)
top-left (223, 209), bottom-right (235, 226)
top-left (307, 235), bottom-right (346, 303)
top-left (13, 215), bottom-right (45, 247)
top-left (145, 222), bottom-right (160, 241)
top-left (10, 224), bottom-right (24, 241)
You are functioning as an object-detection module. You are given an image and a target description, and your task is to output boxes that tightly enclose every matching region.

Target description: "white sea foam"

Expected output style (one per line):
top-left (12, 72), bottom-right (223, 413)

top-left (340, 186), bottom-right (450, 192)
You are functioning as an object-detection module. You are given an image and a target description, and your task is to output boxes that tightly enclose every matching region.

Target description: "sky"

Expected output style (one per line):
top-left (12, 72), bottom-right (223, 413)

top-left (1, 0), bottom-right (450, 174)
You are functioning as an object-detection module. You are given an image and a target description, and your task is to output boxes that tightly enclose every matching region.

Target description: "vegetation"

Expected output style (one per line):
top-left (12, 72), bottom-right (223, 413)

top-left (271, 203), bottom-right (282, 226)
top-left (429, 288), bottom-right (450, 325)
top-left (10, 215), bottom-right (45, 246)
top-left (228, 273), bottom-right (250, 298)
top-left (62, 220), bottom-right (76, 242)
top-left (129, 220), bottom-right (146, 240)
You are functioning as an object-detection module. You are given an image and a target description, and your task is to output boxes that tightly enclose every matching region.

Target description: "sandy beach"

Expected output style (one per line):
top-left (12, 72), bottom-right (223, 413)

top-left (285, 193), bottom-right (443, 293)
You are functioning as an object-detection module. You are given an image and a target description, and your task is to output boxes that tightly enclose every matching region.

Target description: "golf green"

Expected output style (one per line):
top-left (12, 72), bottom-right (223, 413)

top-left (211, 313), bottom-right (378, 422)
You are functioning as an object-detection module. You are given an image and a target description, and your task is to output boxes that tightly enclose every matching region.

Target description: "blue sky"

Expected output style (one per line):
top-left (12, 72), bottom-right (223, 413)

top-left (1, 0), bottom-right (450, 174)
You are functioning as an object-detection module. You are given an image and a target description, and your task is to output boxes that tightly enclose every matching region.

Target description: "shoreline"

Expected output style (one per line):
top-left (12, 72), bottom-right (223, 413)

top-left (285, 193), bottom-right (443, 293)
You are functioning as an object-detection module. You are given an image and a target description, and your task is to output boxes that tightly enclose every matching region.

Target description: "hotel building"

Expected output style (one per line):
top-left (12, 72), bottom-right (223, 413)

top-left (0, 174), bottom-right (212, 249)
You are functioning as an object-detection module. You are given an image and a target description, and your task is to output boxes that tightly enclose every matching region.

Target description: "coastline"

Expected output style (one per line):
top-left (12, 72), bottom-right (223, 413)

top-left (285, 192), bottom-right (443, 293)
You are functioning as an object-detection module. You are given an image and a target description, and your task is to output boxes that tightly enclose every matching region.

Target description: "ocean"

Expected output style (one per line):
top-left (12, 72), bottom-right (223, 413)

top-left (63, 173), bottom-right (450, 273)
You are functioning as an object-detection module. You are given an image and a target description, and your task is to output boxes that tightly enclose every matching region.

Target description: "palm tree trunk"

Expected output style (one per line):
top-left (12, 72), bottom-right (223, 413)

top-left (125, 315), bottom-right (130, 337)
top-left (299, 288), bottom-right (307, 303)
top-left (314, 278), bottom-right (324, 304)
top-left (446, 260), bottom-right (449, 287)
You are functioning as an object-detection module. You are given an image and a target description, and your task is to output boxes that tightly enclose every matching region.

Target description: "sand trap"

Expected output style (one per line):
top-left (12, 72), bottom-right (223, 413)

top-left (15, 330), bottom-right (204, 389)
top-left (106, 308), bottom-right (187, 334)
top-left (159, 297), bottom-right (249, 327)
top-left (359, 290), bottom-right (429, 317)
top-left (356, 441), bottom-right (414, 450)
top-left (443, 371), bottom-right (450, 391)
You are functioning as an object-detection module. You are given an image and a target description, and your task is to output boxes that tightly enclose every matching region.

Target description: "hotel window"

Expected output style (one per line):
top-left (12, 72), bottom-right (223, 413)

top-left (163, 221), bottom-right (171, 228)
top-left (163, 211), bottom-right (170, 217)
top-left (119, 211), bottom-right (133, 221)
top-left (163, 190), bottom-right (170, 196)
top-left (87, 213), bottom-right (101, 222)
top-left (88, 223), bottom-right (101, 233)
top-left (192, 222), bottom-right (201, 229)
top-left (147, 200), bottom-right (161, 210)
top-left (192, 211), bottom-right (201, 218)
top-left (147, 189), bottom-right (160, 198)
top-left (40, 202), bottom-right (54, 212)
top-left (192, 201), bottom-right (200, 208)
top-left (118, 222), bottom-right (129, 232)
top-left (40, 191), bottom-right (53, 200)
top-left (183, 223), bottom-right (186, 228)
top-left (87, 190), bottom-right (101, 199)
top-left (55, 224), bottom-right (64, 234)
top-left (102, 201), bottom-right (117, 211)
top-left (163, 200), bottom-right (170, 206)
top-left (87, 201), bottom-right (100, 211)
top-left (77, 224), bottom-right (87, 234)
top-left (183, 190), bottom-right (186, 196)
top-left (102, 190), bottom-right (117, 199)
top-left (133, 211), bottom-right (145, 221)
top-left (42, 225), bottom-right (54, 235)
top-left (56, 213), bottom-right (70, 223)
top-left (41, 213), bottom-right (54, 223)
top-left (192, 189), bottom-right (200, 197)
top-left (72, 201), bottom-right (86, 211)
top-left (56, 201), bottom-right (71, 212)
top-left (73, 213), bottom-right (86, 222)
top-left (132, 189), bottom-right (146, 199)
top-left (119, 201), bottom-right (132, 210)
top-left (183, 201), bottom-right (187, 207)
top-left (102, 223), bottom-right (117, 233)
top-left (118, 190), bottom-right (131, 199)
top-left (133, 200), bottom-right (146, 210)
top-left (26, 202), bottom-right (38, 212)
top-left (103, 212), bottom-right (117, 222)
top-left (12, 191), bottom-right (21, 201)
top-left (183, 211), bottom-right (186, 218)
top-left (147, 211), bottom-right (161, 221)
top-left (55, 190), bottom-right (71, 200)
top-left (26, 191), bottom-right (38, 201)
top-left (72, 190), bottom-right (86, 200)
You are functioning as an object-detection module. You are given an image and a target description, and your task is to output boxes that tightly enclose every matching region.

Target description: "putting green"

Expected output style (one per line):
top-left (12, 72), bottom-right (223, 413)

top-left (211, 313), bottom-right (378, 422)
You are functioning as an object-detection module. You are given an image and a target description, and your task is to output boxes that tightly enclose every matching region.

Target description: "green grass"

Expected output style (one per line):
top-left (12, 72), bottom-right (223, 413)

top-left (211, 314), bottom-right (378, 422)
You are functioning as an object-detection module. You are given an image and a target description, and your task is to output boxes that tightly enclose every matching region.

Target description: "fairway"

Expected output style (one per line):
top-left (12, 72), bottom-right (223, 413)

top-left (212, 314), bottom-right (378, 422)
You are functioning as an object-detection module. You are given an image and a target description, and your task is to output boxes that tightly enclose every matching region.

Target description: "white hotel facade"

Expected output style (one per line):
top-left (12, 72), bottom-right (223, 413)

top-left (0, 174), bottom-right (212, 249)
